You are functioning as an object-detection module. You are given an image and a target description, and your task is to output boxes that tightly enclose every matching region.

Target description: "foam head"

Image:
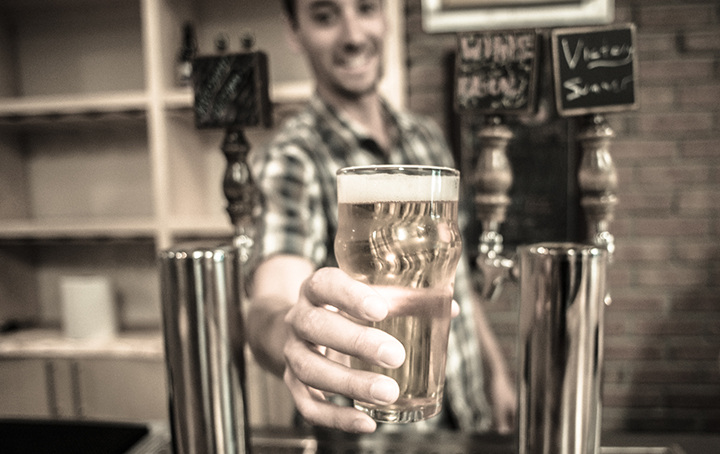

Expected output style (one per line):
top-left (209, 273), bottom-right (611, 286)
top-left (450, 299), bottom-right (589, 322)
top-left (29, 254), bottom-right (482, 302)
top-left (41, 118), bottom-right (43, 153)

top-left (337, 167), bottom-right (459, 204)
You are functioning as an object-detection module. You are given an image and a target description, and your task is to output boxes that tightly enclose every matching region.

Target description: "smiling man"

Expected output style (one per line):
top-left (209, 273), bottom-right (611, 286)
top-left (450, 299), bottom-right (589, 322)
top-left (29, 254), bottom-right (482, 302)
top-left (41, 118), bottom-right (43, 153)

top-left (246, 0), bottom-right (516, 435)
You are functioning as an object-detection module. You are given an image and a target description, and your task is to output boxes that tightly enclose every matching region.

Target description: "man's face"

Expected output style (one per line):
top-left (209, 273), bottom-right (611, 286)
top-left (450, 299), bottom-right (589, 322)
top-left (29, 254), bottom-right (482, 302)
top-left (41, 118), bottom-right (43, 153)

top-left (291, 0), bottom-right (386, 100)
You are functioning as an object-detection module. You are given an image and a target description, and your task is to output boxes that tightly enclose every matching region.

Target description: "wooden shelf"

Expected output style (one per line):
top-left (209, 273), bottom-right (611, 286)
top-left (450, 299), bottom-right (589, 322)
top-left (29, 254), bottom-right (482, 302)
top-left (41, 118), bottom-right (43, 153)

top-left (0, 328), bottom-right (163, 360)
top-left (0, 217), bottom-right (157, 240)
top-left (162, 81), bottom-right (312, 111)
top-left (0, 91), bottom-right (148, 121)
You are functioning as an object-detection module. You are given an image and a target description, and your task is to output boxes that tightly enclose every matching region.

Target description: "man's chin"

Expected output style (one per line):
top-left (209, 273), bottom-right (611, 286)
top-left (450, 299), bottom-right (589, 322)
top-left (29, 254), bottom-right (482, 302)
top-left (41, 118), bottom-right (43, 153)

top-left (332, 81), bottom-right (380, 101)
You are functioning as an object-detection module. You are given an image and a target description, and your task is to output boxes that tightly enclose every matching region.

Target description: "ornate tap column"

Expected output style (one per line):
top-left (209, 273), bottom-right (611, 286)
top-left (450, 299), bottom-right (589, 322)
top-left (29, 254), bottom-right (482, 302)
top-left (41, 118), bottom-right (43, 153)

top-left (577, 114), bottom-right (618, 259)
top-left (473, 116), bottom-right (516, 300)
top-left (221, 125), bottom-right (262, 262)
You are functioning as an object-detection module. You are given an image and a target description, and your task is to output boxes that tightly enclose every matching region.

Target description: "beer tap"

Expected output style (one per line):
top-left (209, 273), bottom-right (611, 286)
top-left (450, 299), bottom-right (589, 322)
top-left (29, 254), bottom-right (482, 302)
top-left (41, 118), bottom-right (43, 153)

top-left (473, 115), bottom-right (516, 301)
top-left (577, 114), bottom-right (618, 260)
top-left (221, 125), bottom-right (261, 263)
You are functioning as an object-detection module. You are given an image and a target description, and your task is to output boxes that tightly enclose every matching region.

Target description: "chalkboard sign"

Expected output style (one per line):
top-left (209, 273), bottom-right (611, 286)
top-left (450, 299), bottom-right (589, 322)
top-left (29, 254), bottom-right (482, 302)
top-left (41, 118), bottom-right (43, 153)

top-left (551, 23), bottom-right (638, 117)
top-left (193, 51), bottom-right (272, 129)
top-left (455, 30), bottom-right (539, 114)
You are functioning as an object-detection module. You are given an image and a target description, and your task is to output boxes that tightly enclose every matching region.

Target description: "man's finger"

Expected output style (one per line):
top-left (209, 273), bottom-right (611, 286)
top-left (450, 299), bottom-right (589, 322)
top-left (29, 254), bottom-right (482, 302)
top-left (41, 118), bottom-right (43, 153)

top-left (302, 268), bottom-right (389, 321)
top-left (286, 299), bottom-right (405, 368)
top-left (283, 368), bottom-right (377, 433)
top-left (284, 331), bottom-right (400, 405)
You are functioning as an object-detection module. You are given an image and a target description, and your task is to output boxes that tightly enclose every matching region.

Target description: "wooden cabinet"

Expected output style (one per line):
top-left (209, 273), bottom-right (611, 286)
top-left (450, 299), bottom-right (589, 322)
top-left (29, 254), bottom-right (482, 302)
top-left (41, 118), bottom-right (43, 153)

top-left (0, 356), bottom-right (167, 422)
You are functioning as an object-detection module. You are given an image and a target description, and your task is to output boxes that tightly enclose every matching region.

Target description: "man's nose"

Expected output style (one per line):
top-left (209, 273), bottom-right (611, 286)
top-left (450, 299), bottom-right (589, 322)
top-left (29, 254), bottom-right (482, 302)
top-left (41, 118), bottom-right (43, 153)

top-left (340, 12), bottom-right (365, 47)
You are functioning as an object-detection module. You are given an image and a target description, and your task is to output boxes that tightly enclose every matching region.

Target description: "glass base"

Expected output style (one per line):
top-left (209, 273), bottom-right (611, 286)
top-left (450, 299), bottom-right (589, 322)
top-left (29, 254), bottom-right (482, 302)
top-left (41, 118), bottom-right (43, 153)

top-left (354, 400), bottom-right (442, 424)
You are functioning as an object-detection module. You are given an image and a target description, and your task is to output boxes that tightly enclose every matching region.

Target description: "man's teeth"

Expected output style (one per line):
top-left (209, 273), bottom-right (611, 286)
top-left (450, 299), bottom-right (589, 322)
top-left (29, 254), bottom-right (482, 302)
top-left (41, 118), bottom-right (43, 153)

top-left (345, 55), bottom-right (369, 68)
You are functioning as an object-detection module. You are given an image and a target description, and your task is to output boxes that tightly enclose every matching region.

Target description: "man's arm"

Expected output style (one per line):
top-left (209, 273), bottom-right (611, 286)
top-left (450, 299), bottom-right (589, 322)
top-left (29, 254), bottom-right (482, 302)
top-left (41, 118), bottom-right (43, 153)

top-left (247, 255), bottom-right (313, 377)
top-left (472, 297), bottom-right (517, 433)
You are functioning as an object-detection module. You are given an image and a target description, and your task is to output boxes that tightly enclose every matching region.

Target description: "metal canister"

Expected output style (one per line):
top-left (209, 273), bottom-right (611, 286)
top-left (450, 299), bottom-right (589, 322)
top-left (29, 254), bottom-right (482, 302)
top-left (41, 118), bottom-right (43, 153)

top-left (159, 244), bottom-right (251, 454)
top-left (518, 242), bottom-right (608, 454)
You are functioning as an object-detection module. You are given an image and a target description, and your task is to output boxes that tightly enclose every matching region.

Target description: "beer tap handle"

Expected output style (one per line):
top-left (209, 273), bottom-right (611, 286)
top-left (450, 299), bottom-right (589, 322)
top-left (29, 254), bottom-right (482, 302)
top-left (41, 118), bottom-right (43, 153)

top-left (473, 116), bottom-right (516, 300)
top-left (577, 114), bottom-right (618, 259)
top-left (221, 125), bottom-right (262, 263)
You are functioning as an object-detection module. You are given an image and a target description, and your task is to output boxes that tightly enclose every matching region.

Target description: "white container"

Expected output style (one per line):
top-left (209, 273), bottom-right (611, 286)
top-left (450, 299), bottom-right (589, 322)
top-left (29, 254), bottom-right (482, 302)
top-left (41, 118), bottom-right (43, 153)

top-left (59, 275), bottom-right (117, 340)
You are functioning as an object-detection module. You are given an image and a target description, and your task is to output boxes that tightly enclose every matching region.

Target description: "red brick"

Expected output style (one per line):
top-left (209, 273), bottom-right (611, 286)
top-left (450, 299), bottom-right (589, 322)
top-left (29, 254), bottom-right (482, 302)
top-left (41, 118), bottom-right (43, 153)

top-left (637, 112), bottom-right (714, 135)
top-left (634, 217), bottom-right (710, 236)
top-left (408, 64), bottom-right (447, 89)
top-left (636, 267), bottom-right (707, 287)
top-left (603, 385), bottom-right (668, 407)
top-left (612, 140), bottom-right (677, 160)
top-left (639, 59), bottom-right (714, 83)
top-left (608, 266), bottom-right (632, 288)
top-left (605, 318), bottom-right (628, 336)
top-left (677, 83), bottom-right (720, 107)
top-left (607, 294), bottom-right (666, 312)
top-left (678, 189), bottom-right (720, 213)
top-left (674, 241), bottom-right (720, 262)
top-left (407, 34), bottom-right (456, 59)
top-left (632, 365), bottom-right (719, 384)
top-left (617, 191), bottom-right (673, 215)
top-left (638, 85), bottom-right (675, 108)
top-left (667, 391), bottom-right (720, 408)
top-left (680, 139), bottom-right (720, 158)
top-left (671, 293), bottom-right (720, 311)
top-left (636, 164), bottom-right (710, 184)
top-left (408, 90), bottom-right (445, 113)
top-left (603, 362), bottom-right (630, 383)
top-left (683, 31), bottom-right (720, 52)
top-left (605, 342), bottom-right (664, 360)
top-left (609, 218), bottom-right (632, 238)
top-left (638, 5), bottom-right (716, 29)
top-left (614, 240), bottom-right (673, 262)
top-left (668, 335), bottom-right (720, 354)
top-left (637, 33), bottom-right (679, 55)
top-left (630, 318), bottom-right (711, 336)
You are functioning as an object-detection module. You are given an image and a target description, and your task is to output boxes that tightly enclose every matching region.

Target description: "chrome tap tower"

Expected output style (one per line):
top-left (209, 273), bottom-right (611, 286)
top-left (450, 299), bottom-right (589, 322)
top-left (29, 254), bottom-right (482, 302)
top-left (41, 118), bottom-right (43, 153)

top-left (159, 39), bottom-right (270, 454)
top-left (471, 113), bottom-right (617, 454)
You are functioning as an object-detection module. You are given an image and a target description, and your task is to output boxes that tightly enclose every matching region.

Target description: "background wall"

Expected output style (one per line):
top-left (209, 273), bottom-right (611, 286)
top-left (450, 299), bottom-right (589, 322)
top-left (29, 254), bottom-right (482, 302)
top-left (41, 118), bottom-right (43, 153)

top-left (403, 0), bottom-right (720, 432)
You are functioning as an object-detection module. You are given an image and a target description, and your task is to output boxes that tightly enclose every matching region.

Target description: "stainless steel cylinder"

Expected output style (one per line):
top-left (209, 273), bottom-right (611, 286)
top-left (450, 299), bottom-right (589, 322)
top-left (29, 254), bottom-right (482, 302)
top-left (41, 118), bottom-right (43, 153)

top-left (518, 243), bottom-right (607, 454)
top-left (159, 244), bottom-right (251, 454)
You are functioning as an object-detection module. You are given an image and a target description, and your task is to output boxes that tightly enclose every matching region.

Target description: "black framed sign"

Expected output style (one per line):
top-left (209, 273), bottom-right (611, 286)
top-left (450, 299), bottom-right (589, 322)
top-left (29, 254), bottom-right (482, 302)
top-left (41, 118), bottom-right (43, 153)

top-left (455, 30), bottom-right (539, 114)
top-left (551, 23), bottom-right (638, 117)
top-left (192, 51), bottom-right (272, 129)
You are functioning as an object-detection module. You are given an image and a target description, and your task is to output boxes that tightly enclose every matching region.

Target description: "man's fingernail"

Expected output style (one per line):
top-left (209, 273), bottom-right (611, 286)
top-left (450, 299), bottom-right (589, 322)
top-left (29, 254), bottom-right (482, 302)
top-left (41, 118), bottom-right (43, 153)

top-left (363, 296), bottom-right (387, 320)
top-left (377, 342), bottom-right (405, 368)
top-left (370, 377), bottom-right (399, 403)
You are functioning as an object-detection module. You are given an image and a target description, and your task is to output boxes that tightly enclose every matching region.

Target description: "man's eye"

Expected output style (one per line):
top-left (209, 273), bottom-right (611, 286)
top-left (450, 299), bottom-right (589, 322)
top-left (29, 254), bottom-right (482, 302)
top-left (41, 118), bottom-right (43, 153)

top-left (311, 8), bottom-right (338, 25)
top-left (358, 0), bottom-right (381, 15)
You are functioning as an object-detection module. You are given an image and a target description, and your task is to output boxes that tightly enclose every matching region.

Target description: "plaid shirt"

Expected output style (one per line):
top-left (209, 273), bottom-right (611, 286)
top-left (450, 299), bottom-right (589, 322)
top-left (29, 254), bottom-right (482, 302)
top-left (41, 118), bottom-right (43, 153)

top-left (250, 94), bottom-right (491, 432)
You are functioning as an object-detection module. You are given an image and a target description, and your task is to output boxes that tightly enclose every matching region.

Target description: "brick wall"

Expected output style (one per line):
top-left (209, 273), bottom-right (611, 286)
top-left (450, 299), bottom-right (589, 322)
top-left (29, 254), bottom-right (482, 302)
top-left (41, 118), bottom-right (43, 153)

top-left (404, 0), bottom-right (720, 432)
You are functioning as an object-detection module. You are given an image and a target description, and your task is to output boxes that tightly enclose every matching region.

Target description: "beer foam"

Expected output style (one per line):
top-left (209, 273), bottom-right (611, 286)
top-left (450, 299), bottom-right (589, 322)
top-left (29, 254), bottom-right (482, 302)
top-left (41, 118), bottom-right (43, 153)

top-left (337, 173), bottom-right (459, 203)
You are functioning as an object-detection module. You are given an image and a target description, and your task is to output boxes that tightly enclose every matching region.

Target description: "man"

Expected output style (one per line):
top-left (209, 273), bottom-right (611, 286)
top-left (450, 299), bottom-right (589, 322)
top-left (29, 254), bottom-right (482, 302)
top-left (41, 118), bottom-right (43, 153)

top-left (247, 0), bottom-right (515, 434)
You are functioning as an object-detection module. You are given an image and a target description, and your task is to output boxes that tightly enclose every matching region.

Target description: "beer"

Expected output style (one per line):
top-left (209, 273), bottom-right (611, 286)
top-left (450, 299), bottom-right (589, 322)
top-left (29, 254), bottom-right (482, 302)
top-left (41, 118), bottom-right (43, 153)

top-left (335, 165), bottom-right (462, 423)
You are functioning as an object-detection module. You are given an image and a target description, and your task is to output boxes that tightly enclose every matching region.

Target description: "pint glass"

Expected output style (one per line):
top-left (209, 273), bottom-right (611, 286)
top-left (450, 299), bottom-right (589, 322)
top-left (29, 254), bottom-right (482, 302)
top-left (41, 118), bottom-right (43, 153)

top-left (335, 165), bottom-right (462, 423)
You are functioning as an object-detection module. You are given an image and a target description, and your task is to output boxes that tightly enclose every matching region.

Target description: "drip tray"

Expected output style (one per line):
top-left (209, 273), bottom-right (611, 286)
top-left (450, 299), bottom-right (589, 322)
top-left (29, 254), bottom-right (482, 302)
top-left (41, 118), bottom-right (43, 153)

top-left (603, 448), bottom-right (686, 454)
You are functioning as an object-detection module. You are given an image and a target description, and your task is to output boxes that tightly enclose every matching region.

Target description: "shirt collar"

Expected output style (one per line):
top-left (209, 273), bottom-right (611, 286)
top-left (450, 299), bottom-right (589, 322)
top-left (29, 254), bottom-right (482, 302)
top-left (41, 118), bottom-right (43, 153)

top-left (308, 93), bottom-right (403, 160)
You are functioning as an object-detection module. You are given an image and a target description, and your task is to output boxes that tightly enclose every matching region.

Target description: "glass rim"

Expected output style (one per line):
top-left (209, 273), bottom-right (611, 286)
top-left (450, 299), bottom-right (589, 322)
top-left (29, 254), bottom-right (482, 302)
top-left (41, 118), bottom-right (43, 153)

top-left (336, 164), bottom-right (459, 177)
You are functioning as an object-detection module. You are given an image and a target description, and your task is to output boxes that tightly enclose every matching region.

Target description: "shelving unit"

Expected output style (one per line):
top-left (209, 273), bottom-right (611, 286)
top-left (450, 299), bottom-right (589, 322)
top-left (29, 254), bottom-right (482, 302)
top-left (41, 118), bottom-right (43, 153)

top-left (0, 0), bottom-right (405, 426)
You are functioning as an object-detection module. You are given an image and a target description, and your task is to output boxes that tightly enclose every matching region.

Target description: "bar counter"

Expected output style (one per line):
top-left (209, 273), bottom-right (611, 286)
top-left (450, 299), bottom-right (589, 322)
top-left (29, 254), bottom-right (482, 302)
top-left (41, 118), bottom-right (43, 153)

top-left (251, 427), bottom-right (720, 454)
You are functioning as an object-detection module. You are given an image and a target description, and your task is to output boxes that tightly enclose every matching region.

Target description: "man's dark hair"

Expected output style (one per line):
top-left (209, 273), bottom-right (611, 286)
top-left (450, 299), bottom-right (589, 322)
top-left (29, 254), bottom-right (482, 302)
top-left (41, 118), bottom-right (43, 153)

top-left (282, 0), bottom-right (298, 27)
